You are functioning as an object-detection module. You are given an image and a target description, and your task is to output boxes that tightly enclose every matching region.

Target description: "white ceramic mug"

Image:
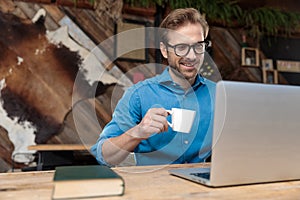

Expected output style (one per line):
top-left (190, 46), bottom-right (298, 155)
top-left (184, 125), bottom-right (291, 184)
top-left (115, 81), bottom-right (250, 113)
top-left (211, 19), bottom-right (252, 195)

top-left (166, 108), bottom-right (196, 133)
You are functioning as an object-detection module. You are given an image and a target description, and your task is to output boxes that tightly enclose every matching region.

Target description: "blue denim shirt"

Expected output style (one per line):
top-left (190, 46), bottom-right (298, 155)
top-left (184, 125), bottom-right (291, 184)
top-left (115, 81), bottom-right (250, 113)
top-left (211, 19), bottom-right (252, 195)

top-left (91, 67), bottom-right (216, 166)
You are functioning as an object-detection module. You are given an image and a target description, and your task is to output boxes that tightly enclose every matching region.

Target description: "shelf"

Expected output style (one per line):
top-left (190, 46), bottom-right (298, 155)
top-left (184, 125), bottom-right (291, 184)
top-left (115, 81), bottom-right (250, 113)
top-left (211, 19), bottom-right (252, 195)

top-left (262, 68), bottom-right (278, 84)
top-left (241, 47), bottom-right (259, 67)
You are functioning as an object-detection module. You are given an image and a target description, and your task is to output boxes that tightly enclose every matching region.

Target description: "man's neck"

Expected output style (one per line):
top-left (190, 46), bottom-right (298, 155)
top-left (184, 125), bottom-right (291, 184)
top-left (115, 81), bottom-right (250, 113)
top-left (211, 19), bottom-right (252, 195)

top-left (168, 68), bottom-right (195, 91)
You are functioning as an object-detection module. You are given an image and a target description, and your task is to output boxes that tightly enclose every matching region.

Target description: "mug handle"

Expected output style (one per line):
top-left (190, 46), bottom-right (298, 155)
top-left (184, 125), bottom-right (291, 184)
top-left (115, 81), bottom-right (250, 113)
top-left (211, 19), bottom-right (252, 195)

top-left (166, 110), bottom-right (172, 127)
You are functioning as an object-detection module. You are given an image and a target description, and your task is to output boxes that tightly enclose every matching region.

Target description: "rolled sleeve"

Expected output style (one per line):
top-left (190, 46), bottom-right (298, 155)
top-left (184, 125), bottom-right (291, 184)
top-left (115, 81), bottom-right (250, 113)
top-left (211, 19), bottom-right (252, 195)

top-left (90, 86), bottom-right (141, 166)
top-left (90, 137), bottom-right (112, 166)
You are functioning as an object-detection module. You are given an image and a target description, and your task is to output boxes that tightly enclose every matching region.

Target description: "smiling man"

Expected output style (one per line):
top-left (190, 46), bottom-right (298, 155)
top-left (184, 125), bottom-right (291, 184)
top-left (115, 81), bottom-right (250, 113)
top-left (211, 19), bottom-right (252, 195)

top-left (91, 8), bottom-right (216, 166)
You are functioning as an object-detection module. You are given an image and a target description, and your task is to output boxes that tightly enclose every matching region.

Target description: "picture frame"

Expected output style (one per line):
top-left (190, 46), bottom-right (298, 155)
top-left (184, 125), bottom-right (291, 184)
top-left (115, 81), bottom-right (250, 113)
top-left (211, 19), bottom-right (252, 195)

top-left (262, 59), bottom-right (273, 70)
top-left (114, 19), bottom-right (149, 62)
top-left (241, 47), bottom-right (259, 67)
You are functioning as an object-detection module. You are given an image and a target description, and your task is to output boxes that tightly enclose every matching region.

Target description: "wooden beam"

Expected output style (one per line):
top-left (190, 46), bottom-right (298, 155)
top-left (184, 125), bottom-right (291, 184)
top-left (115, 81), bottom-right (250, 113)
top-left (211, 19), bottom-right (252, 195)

top-left (14, 0), bottom-right (95, 9)
top-left (122, 3), bottom-right (156, 19)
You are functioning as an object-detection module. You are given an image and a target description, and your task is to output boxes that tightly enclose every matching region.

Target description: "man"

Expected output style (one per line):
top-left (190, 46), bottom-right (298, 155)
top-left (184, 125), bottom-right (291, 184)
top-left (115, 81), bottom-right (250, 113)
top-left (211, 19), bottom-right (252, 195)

top-left (91, 8), bottom-right (216, 166)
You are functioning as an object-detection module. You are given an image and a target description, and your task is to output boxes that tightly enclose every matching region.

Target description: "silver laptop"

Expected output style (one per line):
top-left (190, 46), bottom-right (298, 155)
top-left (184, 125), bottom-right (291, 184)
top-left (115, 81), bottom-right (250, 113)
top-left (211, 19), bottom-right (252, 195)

top-left (169, 80), bottom-right (300, 187)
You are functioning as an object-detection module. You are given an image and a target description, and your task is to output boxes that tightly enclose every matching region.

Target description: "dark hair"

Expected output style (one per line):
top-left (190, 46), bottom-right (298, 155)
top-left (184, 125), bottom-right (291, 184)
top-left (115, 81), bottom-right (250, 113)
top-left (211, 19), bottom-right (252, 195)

top-left (159, 8), bottom-right (209, 43)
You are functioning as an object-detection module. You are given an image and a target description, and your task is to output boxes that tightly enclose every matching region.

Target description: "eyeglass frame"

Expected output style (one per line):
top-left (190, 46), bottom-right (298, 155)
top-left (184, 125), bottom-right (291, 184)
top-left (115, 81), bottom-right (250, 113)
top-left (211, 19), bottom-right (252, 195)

top-left (164, 40), bottom-right (209, 57)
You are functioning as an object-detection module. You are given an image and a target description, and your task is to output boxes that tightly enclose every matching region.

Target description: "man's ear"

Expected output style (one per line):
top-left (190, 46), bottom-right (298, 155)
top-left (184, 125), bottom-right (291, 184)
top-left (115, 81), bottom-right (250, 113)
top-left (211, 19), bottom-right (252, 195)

top-left (160, 42), bottom-right (168, 59)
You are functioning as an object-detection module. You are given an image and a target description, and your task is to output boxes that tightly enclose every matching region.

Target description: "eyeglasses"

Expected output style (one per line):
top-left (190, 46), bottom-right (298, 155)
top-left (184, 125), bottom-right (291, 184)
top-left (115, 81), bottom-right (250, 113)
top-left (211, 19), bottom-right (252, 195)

top-left (165, 40), bottom-right (208, 57)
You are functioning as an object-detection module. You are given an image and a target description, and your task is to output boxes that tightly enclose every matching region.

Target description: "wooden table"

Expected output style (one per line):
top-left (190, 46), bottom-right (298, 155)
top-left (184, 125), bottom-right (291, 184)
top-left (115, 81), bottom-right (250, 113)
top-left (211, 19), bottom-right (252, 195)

top-left (1, 163), bottom-right (300, 200)
top-left (27, 144), bottom-right (94, 171)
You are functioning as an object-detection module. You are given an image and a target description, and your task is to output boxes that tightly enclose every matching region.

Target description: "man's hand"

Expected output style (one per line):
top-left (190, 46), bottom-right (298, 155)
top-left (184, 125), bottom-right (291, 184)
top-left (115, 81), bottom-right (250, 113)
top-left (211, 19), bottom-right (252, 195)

top-left (133, 108), bottom-right (169, 140)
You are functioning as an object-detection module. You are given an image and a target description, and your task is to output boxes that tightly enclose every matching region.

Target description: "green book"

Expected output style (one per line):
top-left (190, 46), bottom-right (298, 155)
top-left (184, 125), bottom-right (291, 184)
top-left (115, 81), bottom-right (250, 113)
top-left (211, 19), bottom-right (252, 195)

top-left (52, 165), bottom-right (125, 199)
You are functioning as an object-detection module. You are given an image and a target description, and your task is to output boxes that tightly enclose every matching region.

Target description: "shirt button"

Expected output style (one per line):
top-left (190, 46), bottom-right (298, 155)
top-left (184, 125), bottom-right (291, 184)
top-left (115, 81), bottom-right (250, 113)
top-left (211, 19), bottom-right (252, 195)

top-left (184, 140), bottom-right (189, 144)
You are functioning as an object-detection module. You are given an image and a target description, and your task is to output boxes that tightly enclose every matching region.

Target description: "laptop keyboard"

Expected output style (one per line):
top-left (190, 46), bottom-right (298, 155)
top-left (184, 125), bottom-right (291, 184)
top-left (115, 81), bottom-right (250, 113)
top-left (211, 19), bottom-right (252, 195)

top-left (190, 172), bottom-right (210, 179)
